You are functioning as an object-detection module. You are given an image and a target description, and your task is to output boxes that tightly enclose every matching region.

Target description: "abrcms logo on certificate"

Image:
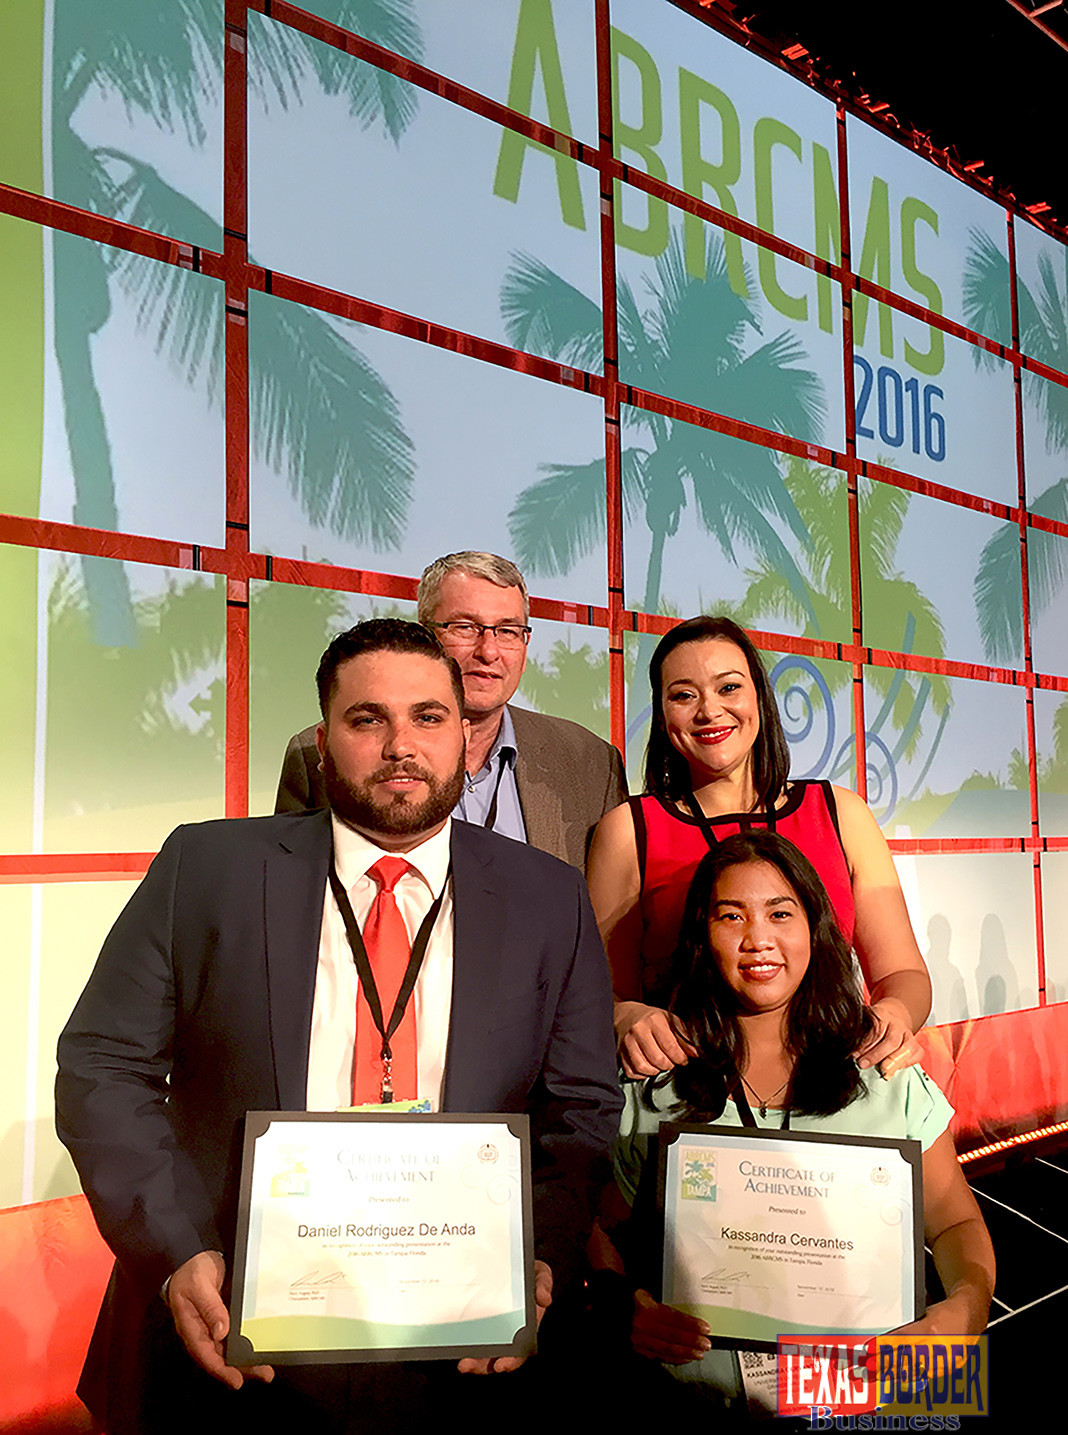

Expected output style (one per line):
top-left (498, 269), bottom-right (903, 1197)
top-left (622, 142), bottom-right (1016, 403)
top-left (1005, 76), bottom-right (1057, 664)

top-left (270, 1146), bottom-right (310, 1198)
top-left (680, 1149), bottom-right (717, 1202)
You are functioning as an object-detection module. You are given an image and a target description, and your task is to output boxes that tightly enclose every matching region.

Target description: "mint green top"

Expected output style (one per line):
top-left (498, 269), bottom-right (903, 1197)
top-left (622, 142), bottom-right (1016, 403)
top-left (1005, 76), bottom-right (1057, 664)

top-left (615, 1065), bottom-right (953, 1206)
top-left (612, 1066), bottom-right (954, 1409)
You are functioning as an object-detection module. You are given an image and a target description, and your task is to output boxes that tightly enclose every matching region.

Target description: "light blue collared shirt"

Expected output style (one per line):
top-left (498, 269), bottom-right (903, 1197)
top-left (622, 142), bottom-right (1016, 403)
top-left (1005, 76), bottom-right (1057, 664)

top-left (454, 706), bottom-right (527, 844)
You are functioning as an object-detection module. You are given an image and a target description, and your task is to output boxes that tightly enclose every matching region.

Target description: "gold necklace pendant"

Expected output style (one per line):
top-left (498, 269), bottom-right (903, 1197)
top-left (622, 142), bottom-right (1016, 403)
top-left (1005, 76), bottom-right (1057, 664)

top-left (740, 1071), bottom-right (790, 1118)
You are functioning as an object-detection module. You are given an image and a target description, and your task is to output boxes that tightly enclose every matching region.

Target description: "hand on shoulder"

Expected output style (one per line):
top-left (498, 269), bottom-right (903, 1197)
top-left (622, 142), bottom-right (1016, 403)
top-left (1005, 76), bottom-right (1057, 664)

top-left (615, 1001), bottom-right (696, 1078)
top-left (855, 997), bottom-right (922, 1077)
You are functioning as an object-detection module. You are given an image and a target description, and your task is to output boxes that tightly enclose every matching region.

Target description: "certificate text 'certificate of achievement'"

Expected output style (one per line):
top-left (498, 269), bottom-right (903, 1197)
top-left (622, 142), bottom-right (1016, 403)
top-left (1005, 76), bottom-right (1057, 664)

top-left (227, 1112), bottom-right (535, 1365)
top-left (659, 1125), bottom-right (924, 1349)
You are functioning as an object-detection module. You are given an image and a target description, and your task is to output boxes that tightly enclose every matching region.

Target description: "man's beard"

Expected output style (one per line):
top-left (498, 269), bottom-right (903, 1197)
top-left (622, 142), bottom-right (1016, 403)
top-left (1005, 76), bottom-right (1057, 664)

top-left (321, 746), bottom-right (466, 841)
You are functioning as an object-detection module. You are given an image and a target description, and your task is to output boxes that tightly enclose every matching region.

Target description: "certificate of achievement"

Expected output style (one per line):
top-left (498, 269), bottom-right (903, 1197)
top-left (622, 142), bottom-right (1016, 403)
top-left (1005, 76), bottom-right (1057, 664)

top-left (659, 1125), bottom-right (924, 1349)
top-left (226, 1112), bottom-right (535, 1365)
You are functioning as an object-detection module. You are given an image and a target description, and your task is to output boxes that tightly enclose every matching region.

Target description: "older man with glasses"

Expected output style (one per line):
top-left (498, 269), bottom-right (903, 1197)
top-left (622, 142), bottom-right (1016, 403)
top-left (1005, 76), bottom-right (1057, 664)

top-left (275, 552), bottom-right (627, 869)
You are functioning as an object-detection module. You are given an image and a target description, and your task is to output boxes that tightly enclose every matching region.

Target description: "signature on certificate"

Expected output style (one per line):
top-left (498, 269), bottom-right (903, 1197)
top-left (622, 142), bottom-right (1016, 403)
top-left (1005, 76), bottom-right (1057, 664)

top-left (290, 1268), bottom-right (349, 1289)
top-left (700, 1267), bottom-right (749, 1290)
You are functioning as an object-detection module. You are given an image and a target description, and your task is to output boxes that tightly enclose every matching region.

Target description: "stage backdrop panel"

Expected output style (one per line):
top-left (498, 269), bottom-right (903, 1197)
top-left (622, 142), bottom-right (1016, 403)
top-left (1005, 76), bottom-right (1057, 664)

top-left (0, 0), bottom-right (224, 251)
top-left (622, 437), bottom-right (852, 644)
top-left (1041, 853), bottom-right (1068, 1004)
top-left (870, 670), bottom-right (1028, 840)
top-left (246, 10), bottom-right (603, 353)
top-left (859, 485), bottom-right (1024, 671)
top-left (610, 0), bottom-right (841, 259)
top-left (297, 0), bottom-right (600, 145)
top-left (247, 291), bottom-right (608, 605)
top-left (896, 852), bottom-right (1039, 1023)
top-left (1014, 218), bottom-right (1068, 378)
top-left (613, 205), bottom-right (846, 461)
top-left (1034, 687), bottom-right (1068, 836)
top-left (0, 880), bottom-right (141, 1209)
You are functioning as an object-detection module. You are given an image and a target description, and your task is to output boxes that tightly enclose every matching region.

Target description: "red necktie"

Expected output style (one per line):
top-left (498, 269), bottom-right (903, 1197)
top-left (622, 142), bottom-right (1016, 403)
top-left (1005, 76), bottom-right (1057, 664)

top-left (352, 856), bottom-right (418, 1105)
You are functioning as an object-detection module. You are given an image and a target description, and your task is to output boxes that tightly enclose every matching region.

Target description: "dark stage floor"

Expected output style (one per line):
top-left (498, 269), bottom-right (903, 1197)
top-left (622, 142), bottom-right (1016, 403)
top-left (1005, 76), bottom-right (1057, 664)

top-left (969, 1146), bottom-right (1068, 1425)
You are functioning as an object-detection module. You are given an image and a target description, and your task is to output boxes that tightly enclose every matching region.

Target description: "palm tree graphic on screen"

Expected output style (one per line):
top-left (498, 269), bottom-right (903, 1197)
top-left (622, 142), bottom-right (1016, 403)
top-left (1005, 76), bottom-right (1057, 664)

top-left (503, 231), bottom-right (823, 623)
top-left (502, 229), bottom-right (955, 806)
top-left (52, 0), bottom-right (421, 647)
top-left (502, 227), bottom-right (826, 764)
top-left (740, 457), bottom-right (951, 819)
top-left (963, 229), bottom-right (1068, 664)
top-left (964, 229), bottom-right (1068, 798)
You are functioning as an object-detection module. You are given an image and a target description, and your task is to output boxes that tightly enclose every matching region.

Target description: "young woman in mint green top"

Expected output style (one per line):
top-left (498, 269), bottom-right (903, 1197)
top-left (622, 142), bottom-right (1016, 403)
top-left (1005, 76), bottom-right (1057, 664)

top-left (591, 831), bottom-right (994, 1401)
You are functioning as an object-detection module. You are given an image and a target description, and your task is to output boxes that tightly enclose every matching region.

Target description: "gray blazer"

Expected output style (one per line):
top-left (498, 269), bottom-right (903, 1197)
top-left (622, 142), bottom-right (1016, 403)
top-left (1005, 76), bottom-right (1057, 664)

top-left (275, 706), bottom-right (628, 869)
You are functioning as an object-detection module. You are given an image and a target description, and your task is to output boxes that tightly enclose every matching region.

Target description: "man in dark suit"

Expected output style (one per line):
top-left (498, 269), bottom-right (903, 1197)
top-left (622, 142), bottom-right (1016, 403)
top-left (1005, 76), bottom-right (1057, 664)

top-left (276, 553), bottom-right (627, 869)
top-left (56, 619), bottom-right (622, 1434)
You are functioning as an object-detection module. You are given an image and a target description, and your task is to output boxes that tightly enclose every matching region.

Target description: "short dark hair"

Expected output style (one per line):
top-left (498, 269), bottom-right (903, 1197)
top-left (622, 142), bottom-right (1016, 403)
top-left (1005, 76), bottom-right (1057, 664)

top-left (643, 615), bottom-right (790, 809)
top-left (316, 618), bottom-right (465, 717)
top-left (660, 831), bottom-right (873, 1119)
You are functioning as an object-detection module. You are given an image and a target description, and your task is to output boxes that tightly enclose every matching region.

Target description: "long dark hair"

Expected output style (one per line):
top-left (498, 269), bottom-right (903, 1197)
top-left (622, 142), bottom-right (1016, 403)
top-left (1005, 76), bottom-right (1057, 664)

top-left (643, 616), bottom-right (790, 810)
top-left (657, 831), bottom-right (874, 1119)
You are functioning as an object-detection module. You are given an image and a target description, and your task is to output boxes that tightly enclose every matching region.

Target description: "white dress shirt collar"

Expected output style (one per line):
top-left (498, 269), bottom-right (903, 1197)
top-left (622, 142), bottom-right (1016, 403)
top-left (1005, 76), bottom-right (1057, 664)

top-left (330, 813), bottom-right (452, 897)
top-left (309, 815), bottom-right (455, 1112)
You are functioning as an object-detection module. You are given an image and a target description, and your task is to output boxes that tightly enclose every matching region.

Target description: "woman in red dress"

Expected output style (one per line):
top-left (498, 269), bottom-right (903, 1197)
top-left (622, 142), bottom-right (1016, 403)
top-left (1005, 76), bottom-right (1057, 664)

top-left (587, 616), bottom-right (932, 1079)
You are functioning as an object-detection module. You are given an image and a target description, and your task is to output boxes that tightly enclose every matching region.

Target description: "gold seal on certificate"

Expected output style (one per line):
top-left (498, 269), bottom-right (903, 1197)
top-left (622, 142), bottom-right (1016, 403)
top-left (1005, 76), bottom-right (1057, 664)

top-left (659, 1125), bottom-right (924, 1349)
top-left (226, 1112), bottom-right (536, 1365)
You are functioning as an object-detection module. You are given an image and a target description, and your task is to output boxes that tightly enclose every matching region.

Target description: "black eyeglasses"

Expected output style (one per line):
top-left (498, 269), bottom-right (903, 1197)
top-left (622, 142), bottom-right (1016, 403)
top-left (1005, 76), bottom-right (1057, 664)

top-left (431, 621), bottom-right (532, 650)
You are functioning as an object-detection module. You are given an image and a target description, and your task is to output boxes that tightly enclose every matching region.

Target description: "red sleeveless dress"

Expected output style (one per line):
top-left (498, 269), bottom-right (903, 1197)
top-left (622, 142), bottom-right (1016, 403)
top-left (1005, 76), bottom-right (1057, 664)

top-left (631, 781), bottom-right (855, 1003)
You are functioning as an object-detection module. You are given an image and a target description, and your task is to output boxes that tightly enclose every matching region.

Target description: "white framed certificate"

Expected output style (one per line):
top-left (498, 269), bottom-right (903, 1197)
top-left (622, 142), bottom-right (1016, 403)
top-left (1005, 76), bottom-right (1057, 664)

top-left (226, 1112), bottom-right (536, 1365)
top-left (658, 1124), bottom-right (924, 1349)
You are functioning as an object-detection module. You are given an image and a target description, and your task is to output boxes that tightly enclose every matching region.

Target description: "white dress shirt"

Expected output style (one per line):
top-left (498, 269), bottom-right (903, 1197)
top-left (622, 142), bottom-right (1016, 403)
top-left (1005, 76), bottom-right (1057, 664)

top-left (305, 815), bottom-right (454, 1112)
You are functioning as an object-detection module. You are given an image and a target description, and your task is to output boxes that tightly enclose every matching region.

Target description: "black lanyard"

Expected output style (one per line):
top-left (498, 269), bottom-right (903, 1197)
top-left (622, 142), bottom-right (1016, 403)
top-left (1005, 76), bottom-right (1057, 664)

top-left (327, 856), bottom-right (449, 1103)
top-left (730, 1075), bottom-right (792, 1131)
top-left (468, 754), bottom-right (508, 830)
top-left (685, 785), bottom-right (777, 851)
